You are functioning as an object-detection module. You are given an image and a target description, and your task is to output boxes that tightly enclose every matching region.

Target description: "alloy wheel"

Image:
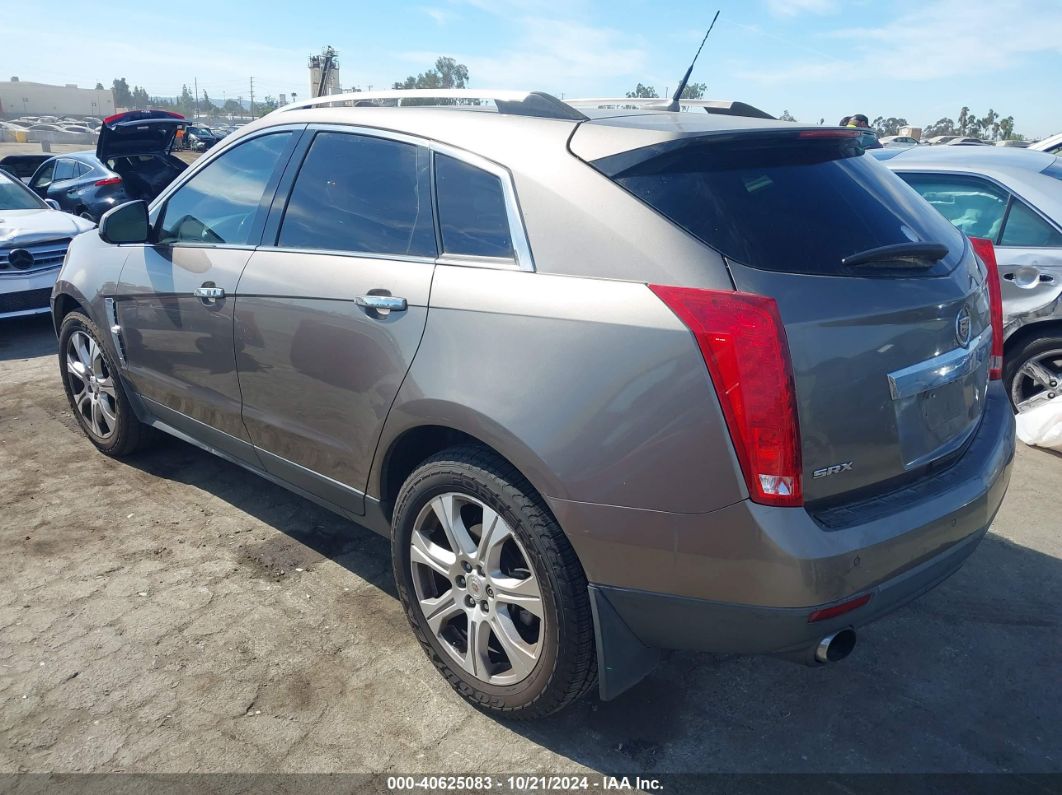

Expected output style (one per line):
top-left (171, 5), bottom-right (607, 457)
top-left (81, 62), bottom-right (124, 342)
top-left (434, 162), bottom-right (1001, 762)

top-left (1012, 349), bottom-right (1062, 412)
top-left (409, 492), bottom-right (544, 685)
top-left (66, 330), bottom-right (118, 439)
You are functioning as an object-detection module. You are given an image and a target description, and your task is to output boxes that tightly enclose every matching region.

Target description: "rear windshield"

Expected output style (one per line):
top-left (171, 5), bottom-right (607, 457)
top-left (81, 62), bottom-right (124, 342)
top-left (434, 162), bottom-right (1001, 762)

top-left (595, 134), bottom-right (965, 276)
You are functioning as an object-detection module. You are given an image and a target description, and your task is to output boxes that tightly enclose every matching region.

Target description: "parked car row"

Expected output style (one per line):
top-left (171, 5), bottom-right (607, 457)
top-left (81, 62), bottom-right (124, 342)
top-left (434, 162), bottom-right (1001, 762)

top-left (46, 90), bottom-right (1019, 718)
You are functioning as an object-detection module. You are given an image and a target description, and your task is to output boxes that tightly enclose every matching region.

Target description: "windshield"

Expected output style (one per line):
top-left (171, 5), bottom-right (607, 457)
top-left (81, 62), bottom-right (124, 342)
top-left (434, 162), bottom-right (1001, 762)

top-left (0, 174), bottom-right (46, 210)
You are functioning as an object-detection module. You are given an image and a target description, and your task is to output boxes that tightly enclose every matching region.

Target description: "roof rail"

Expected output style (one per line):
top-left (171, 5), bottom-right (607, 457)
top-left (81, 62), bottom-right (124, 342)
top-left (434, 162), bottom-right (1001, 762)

top-left (565, 97), bottom-right (776, 120)
top-left (276, 89), bottom-right (588, 121)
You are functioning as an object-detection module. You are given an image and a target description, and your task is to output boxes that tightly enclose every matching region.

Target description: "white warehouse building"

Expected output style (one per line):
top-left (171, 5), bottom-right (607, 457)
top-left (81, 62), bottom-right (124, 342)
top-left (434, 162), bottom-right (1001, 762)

top-left (0, 79), bottom-right (115, 117)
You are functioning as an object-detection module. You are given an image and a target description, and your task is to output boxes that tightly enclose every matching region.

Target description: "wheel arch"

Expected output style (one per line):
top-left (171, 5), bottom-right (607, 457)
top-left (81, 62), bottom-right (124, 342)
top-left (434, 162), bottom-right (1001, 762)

top-left (1003, 318), bottom-right (1062, 360)
top-left (51, 289), bottom-right (90, 336)
top-left (371, 408), bottom-right (569, 526)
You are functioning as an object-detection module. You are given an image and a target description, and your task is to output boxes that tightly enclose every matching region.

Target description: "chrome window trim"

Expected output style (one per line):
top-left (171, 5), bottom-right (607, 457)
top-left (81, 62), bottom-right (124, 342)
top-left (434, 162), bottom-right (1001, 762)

top-left (286, 123), bottom-right (535, 272)
top-left (430, 140), bottom-right (534, 272)
top-left (252, 245), bottom-right (436, 266)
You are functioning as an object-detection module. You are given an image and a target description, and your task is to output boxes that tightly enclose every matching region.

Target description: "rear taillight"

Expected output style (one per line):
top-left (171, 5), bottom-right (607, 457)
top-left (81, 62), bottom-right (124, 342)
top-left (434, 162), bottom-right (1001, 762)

top-left (650, 284), bottom-right (803, 507)
top-left (94, 176), bottom-right (122, 187)
top-left (968, 237), bottom-right (1004, 380)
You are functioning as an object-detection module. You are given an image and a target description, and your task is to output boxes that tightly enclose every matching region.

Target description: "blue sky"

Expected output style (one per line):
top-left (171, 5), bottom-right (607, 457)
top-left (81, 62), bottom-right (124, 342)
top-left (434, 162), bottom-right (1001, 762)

top-left (5, 0), bottom-right (1061, 137)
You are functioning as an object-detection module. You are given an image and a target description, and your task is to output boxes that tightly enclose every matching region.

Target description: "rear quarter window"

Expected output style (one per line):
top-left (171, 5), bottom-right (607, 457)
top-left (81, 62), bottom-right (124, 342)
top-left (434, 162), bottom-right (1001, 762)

top-left (596, 135), bottom-right (965, 276)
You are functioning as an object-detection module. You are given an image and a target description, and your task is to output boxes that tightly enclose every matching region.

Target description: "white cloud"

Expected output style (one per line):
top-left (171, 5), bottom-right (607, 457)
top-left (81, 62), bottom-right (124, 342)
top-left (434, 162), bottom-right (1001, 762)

top-left (739, 0), bottom-right (1062, 83)
top-left (400, 17), bottom-right (649, 95)
top-left (419, 6), bottom-right (455, 25)
top-left (765, 0), bottom-right (839, 17)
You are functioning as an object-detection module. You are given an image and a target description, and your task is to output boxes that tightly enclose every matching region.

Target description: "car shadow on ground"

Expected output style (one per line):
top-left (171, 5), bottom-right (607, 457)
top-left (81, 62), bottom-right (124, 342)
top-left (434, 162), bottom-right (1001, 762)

top-left (11, 317), bottom-right (1059, 773)
top-left (0, 314), bottom-right (56, 361)
top-left (124, 432), bottom-right (1061, 775)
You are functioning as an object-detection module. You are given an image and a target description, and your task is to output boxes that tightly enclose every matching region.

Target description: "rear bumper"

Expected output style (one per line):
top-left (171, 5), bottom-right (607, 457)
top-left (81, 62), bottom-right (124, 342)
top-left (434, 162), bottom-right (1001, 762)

top-left (551, 382), bottom-right (1015, 697)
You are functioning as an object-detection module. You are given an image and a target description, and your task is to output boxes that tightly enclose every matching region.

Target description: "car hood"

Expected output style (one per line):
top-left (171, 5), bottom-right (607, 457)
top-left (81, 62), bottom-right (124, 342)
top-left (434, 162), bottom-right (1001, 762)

top-left (0, 208), bottom-right (96, 246)
top-left (96, 110), bottom-right (187, 160)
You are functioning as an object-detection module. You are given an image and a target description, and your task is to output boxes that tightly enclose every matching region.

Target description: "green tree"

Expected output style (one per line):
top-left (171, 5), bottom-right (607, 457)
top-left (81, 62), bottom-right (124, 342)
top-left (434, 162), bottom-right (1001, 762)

top-left (94, 82), bottom-right (104, 91)
top-left (112, 78), bottom-right (133, 109)
top-left (223, 99), bottom-right (242, 114)
top-left (923, 117), bottom-right (956, 138)
top-left (998, 116), bottom-right (1018, 140)
top-left (130, 86), bottom-right (150, 109)
top-left (870, 116), bottom-right (909, 136)
top-left (979, 108), bottom-right (999, 140)
top-left (200, 90), bottom-right (215, 114)
top-left (258, 96), bottom-right (279, 114)
top-left (779, 109), bottom-right (797, 122)
top-left (393, 56), bottom-right (470, 90)
top-left (680, 82), bottom-right (706, 99)
top-left (625, 83), bottom-right (659, 99)
top-left (957, 106), bottom-right (971, 136)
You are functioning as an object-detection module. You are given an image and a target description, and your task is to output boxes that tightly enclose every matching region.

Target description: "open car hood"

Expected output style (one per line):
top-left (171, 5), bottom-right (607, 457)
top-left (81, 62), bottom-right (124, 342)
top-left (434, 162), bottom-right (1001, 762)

top-left (96, 110), bottom-right (187, 160)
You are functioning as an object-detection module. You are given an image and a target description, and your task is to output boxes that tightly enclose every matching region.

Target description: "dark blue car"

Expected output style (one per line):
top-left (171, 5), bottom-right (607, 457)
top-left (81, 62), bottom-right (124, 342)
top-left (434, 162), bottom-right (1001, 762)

top-left (27, 110), bottom-right (189, 221)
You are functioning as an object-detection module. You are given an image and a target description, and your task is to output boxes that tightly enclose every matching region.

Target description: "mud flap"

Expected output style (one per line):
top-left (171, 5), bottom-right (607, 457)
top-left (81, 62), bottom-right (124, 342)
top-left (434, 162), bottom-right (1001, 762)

top-left (588, 584), bottom-right (662, 701)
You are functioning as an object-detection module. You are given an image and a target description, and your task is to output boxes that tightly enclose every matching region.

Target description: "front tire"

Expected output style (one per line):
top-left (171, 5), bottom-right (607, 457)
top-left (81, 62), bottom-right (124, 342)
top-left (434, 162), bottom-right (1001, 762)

top-left (392, 445), bottom-right (596, 718)
top-left (58, 311), bottom-right (154, 456)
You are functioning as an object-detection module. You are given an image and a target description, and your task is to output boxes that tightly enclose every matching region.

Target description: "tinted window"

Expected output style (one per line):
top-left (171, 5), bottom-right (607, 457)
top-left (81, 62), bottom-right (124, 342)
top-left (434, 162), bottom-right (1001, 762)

top-left (279, 132), bottom-right (435, 256)
top-left (31, 160), bottom-right (55, 189)
top-left (76, 161), bottom-right (93, 177)
top-left (53, 160), bottom-right (77, 181)
top-left (1000, 201), bottom-right (1062, 248)
top-left (158, 132), bottom-right (291, 246)
top-left (899, 173), bottom-right (1009, 242)
top-left (435, 154), bottom-right (514, 258)
top-left (599, 137), bottom-right (964, 276)
top-left (0, 175), bottom-right (45, 210)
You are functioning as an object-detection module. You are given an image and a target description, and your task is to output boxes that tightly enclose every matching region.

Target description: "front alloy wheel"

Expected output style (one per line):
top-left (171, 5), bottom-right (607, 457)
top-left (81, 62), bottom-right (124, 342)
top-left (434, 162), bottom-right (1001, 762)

top-left (65, 329), bottom-right (119, 440)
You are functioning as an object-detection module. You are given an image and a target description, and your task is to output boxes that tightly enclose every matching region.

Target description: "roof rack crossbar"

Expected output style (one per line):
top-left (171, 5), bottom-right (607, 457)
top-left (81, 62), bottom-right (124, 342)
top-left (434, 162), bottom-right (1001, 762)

top-left (277, 89), bottom-right (588, 121)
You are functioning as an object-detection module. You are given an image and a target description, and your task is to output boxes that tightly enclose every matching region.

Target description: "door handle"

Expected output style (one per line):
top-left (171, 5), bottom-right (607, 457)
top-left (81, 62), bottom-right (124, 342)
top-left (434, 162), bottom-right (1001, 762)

top-left (356, 294), bottom-right (407, 313)
top-left (194, 285), bottom-right (225, 303)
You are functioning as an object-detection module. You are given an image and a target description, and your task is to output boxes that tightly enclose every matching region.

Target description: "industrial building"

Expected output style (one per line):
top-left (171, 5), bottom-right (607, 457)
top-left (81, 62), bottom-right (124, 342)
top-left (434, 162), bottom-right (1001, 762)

top-left (0, 78), bottom-right (115, 118)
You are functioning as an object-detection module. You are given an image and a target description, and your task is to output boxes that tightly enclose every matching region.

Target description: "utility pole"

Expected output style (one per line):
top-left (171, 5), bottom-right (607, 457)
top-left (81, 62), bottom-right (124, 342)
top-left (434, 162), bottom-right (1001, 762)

top-left (249, 76), bottom-right (255, 119)
top-left (194, 77), bottom-right (199, 121)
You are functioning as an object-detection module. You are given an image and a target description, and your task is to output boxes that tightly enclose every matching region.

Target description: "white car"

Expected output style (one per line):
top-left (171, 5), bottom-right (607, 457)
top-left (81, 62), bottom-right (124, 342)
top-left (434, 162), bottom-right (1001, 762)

top-left (880, 135), bottom-right (920, 148)
top-left (1030, 132), bottom-right (1062, 155)
top-left (0, 170), bottom-right (95, 319)
top-left (875, 145), bottom-right (1062, 410)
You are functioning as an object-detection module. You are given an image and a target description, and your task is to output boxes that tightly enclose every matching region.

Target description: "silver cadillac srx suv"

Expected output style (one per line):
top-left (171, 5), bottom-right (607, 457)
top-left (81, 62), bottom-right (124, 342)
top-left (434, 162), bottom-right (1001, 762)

top-left (51, 90), bottom-right (1015, 718)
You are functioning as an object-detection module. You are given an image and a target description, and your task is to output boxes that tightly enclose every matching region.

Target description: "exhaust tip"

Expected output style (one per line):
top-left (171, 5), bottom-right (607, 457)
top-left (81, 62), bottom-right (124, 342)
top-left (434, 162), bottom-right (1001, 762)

top-left (815, 628), bottom-right (857, 664)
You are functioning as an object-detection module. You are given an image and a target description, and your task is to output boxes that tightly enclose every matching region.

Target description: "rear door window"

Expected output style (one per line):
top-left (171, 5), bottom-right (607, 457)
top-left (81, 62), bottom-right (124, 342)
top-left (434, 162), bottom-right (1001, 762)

top-left (1000, 200), bottom-right (1062, 248)
top-left (898, 173), bottom-right (1009, 242)
top-left (53, 160), bottom-right (77, 181)
top-left (158, 132), bottom-right (292, 246)
top-left (595, 135), bottom-right (965, 276)
top-left (278, 131), bottom-right (435, 257)
top-left (434, 154), bottom-right (514, 259)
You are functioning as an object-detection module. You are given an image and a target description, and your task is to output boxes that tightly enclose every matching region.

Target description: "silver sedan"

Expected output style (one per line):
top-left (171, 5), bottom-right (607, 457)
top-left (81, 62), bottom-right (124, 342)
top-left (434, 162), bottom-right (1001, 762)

top-left (876, 145), bottom-right (1062, 410)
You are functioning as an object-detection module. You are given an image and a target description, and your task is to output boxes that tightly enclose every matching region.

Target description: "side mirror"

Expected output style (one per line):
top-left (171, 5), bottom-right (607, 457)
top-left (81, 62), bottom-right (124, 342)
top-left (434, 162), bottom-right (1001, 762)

top-left (44, 199), bottom-right (61, 211)
top-left (99, 200), bottom-right (150, 244)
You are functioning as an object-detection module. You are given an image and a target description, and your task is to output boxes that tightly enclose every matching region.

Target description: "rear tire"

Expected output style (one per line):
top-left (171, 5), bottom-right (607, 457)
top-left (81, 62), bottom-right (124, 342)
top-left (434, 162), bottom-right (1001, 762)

top-left (58, 311), bottom-right (155, 457)
top-left (1004, 333), bottom-right (1062, 412)
top-left (391, 444), bottom-right (597, 718)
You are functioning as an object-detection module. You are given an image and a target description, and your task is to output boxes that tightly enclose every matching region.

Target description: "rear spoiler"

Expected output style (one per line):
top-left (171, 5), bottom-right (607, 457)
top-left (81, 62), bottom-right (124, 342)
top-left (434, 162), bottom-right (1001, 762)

top-left (565, 98), bottom-right (776, 120)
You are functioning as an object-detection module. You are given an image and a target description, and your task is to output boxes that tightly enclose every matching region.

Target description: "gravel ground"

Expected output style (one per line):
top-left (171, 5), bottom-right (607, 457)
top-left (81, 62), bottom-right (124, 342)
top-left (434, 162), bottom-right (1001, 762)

top-left (0, 313), bottom-right (1059, 775)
